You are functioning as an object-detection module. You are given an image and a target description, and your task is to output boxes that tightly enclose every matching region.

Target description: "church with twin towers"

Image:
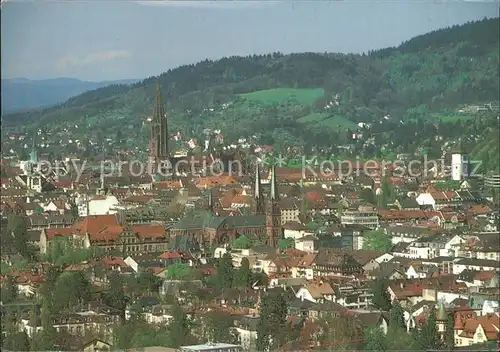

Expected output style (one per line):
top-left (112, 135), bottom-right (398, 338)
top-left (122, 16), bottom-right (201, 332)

top-left (148, 81), bottom-right (282, 247)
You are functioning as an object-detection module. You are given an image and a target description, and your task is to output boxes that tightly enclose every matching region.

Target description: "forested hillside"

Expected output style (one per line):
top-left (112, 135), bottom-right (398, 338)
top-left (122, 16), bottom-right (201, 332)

top-left (2, 18), bottom-right (498, 168)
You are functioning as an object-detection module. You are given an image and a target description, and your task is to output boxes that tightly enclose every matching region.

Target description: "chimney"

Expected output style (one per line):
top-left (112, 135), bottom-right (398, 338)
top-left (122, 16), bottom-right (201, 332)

top-left (301, 295), bottom-right (304, 302)
top-left (26, 197), bottom-right (30, 204)
top-left (400, 282), bottom-right (404, 289)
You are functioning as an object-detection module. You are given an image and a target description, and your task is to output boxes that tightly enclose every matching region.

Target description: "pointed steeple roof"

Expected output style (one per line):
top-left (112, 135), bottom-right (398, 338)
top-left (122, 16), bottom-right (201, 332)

top-left (153, 79), bottom-right (166, 122)
top-left (270, 165), bottom-right (279, 200)
top-left (254, 163), bottom-right (262, 199)
top-left (436, 301), bottom-right (447, 321)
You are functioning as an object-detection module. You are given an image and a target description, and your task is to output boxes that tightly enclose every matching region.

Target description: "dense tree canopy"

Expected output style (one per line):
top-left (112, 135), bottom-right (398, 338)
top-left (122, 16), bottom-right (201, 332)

top-left (362, 230), bottom-right (393, 253)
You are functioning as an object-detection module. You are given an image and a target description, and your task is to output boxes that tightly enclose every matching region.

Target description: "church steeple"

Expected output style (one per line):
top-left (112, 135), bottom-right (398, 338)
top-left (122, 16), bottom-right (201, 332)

top-left (270, 164), bottom-right (279, 200)
top-left (149, 80), bottom-right (169, 162)
top-left (266, 165), bottom-right (282, 247)
top-left (253, 163), bottom-right (265, 215)
top-left (254, 163), bottom-right (262, 198)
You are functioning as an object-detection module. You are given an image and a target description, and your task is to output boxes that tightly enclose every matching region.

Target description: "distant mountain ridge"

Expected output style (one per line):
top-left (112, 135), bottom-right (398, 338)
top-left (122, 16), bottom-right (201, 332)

top-left (1, 77), bottom-right (140, 113)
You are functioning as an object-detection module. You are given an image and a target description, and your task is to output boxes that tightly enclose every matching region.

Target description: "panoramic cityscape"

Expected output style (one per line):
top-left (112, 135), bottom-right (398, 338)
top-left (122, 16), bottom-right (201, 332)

top-left (0, 1), bottom-right (499, 352)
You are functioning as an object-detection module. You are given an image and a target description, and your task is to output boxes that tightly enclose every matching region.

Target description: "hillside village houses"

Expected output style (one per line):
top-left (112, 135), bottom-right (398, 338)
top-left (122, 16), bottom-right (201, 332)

top-left (1, 141), bottom-right (499, 351)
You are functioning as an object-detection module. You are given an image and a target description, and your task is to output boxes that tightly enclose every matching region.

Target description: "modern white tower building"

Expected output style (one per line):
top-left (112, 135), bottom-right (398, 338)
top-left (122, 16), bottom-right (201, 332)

top-left (451, 145), bottom-right (468, 181)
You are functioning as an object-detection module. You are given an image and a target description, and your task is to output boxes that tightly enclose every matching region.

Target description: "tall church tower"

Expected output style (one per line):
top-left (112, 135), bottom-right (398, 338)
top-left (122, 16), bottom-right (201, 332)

top-left (266, 165), bottom-right (282, 247)
top-left (436, 302), bottom-right (448, 340)
top-left (253, 163), bottom-right (265, 215)
top-left (149, 80), bottom-right (169, 163)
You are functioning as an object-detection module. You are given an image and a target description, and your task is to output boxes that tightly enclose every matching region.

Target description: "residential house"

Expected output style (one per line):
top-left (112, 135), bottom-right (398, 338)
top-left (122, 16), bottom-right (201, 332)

top-left (405, 233), bottom-right (464, 259)
top-left (295, 235), bottom-right (315, 253)
top-left (395, 198), bottom-right (420, 211)
top-left (405, 263), bottom-right (439, 279)
top-left (454, 312), bottom-right (499, 347)
top-left (295, 282), bottom-right (335, 303)
top-left (313, 249), bottom-right (363, 277)
top-left (283, 221), bottom-right (312, 240)
top-left (452, 259), bottom-right (500, 275)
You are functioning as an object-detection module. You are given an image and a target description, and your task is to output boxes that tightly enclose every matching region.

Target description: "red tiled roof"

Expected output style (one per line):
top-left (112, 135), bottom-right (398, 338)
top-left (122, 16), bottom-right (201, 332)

top-left (91, 226), bottom-right (124, 242)
top-left (131, 224), bottom-right (165, 239)
top-left (159, 251), bottom-right (182, 260)
top-left (102, 257), bottom-right (128, 268)
top-left (73, 215), bottom-right (119, 235)
top-left (46, 227), bottom-right (74, 240)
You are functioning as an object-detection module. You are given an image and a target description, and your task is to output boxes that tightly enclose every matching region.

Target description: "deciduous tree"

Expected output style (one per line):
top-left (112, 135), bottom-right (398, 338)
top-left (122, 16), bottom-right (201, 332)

top-left (389, 300), bottom-right (405, 329)
top-left (371, 278), bottom-right (392, 311)
top-left (234, 257), bottom-right (252, 289)
top-left (362, 230), bottom-right (393, 252)
top-left (232, 235), bottom-right (251, 249)
top-left (364, 326), bottom-right (387, 352)
top-left (215, 252), bottom-right (234, 291)
top-left (256, 293), bottom-right (289, 351)
top-left (169, 303), bottom-right (192, 348)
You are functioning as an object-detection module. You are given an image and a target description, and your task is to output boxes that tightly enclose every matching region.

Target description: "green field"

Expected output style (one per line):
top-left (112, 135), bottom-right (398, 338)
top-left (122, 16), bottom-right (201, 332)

top-left (239, 88), bottom-right (324, 106)
top-left (315, 115), bottom-right (357, 130)
top-left (297, 112), bottom-right (329, 123)
top-left (428, 113), bottom-right (475, 123)
top-left (298, 113), bottom-right (357, 131)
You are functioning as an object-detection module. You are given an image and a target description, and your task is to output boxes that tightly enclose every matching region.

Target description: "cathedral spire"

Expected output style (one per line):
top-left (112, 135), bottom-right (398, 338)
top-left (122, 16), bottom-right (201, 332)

top-left (254, 163), bottom-right (262, 199)
top-left (270, 165), bottom-right (278, 200)
top-left (253, 162), bottom-right (265, 215)
top-left (266, 164), bottom-right (281, 247)
top-left (149, 79), bottom-right (169, 162)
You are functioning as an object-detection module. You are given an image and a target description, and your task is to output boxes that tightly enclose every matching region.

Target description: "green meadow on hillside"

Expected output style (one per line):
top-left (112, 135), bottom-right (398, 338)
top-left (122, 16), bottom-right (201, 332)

top-left (298, 113), bottom-right (357, 131)
top-left (239, 88), bottom-right (324, 106)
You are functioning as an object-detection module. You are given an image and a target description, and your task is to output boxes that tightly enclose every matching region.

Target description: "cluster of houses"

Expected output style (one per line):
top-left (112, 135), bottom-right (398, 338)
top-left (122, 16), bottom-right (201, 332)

top-left (1, 151), bottom-right (499, 350)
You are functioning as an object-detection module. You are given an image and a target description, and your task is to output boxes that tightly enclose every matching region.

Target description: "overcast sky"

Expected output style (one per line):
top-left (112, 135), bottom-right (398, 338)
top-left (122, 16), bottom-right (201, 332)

top-left (1, 0), bottom-right (498, 81)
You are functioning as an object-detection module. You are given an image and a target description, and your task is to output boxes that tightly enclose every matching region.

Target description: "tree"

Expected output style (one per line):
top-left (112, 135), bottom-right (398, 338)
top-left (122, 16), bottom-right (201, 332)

top-left (165, 262), bottom-right (191, 280)
top-left (386, 327), bottom-right (419, 351)
top-left (103, 272), bottom-right (129, 322)
top-left (135, 271), bottom-right (162, 295)
top-left (362, 230), bottom-right (393, 252)
top-left (371, 278), bottom-right (392, 311)
top-left (169, 303), bottom-right (192, 348)
top-left (232, 235), bottom-right (251, 249)
top-left (256, 293), bottom-right (289, 351)
top-left (416, 307), bottom-right (441, 350)
top-left (7, 214), bottom-right (30, 258)
top-left (45, 236), bottom-right (93, 267)
top-left (364, 326), bottom-right (387, 352)
top-left (444, 312), bottom-right (455, 351)
top-left (316, 313), bottom-right (364, 350)
top-left (1, 275), bottom-right (18, 303)
top-left (234, 257), bottom-right (253, 289)
top-left (6, 331), bottom-right (30, 351)
top-left (251, 271), bottom-right (268, 288)
top-left (278, 238), bottom-right (294, 251)
top-left (389, 300), bottom-right (405, 330)
top-left (34, 296), bottom-right (56, 351)
top-left (203, 311), bottom-right (239, 345)
top-left (215, 253), bottom-right (234, 291)
top-left (53, 271), bottom-right (92, 312)
top-left (360, 188), bottom-right (376, 205)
